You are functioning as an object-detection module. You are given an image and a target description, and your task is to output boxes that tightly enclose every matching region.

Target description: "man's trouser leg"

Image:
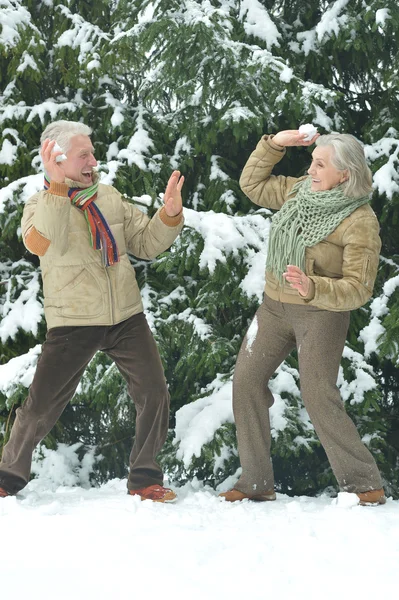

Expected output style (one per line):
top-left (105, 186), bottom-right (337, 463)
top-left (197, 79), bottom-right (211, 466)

top-left (233, 296), bottom-right (296, 495)
top-left (292, 304), bottom-right (383, 493)
top-left (103, 313), bottom-right (170, 491)
top-left (0, 326), bottom-right (99, 494)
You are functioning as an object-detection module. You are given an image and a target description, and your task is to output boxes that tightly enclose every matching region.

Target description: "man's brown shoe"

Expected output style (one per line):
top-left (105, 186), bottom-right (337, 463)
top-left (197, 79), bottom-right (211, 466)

top-left (128, 484), bottom-right (177, 503)
top-left (0, 486), bottom-right (10, 498)
top-left (219, 488), bottom-right (276, 502)
top-left (357, 488), bottom-right (386, 506)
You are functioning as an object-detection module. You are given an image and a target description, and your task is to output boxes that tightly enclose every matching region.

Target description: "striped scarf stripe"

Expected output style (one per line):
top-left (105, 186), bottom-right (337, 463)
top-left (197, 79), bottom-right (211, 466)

top-left (44, 175), bottom-right (119, 267)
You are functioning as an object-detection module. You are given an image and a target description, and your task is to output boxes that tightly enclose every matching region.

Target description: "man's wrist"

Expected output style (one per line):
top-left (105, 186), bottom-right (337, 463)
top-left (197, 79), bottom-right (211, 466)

top-left (48, 180), bottom-right (69, 197)
top-left (160, 207), bottom-right (183, 226)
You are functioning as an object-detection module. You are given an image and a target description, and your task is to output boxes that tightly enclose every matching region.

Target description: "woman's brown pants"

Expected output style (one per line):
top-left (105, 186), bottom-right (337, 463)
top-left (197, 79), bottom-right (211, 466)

top-left (0, 313), bottom-right (169, 494)
top-left (233, 295), bottom-right (383, 495)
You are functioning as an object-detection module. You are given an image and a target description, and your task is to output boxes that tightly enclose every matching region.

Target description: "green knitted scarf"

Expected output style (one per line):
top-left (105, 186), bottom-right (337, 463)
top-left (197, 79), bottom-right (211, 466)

top-left (266, 176), bottom-right (370, 280)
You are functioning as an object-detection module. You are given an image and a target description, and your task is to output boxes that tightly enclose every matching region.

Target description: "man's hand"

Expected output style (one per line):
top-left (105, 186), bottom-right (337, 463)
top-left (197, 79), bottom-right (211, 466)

top-left (283, 264), bottom-right (311, 297)
top-left (163, 170), bottom-right (184, 217)
top-left (273, 130), bottom-right (319, 148)
top-left (41, 139), bottom-right (66, 183)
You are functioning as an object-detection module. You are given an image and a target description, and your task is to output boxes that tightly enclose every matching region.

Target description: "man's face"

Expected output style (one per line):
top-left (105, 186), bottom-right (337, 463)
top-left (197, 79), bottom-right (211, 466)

top-left (62, 135), bottom-right (97, 184)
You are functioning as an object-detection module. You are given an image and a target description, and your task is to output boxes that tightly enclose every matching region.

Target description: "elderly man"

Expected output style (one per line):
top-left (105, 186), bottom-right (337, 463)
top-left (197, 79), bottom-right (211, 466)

top-left (0, 120), bottom-right (184, 502)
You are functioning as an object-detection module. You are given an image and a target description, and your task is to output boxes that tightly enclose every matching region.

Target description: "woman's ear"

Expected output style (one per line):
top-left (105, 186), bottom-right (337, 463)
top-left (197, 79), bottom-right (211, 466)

top-left (340, 169), bottom-right (349, 183)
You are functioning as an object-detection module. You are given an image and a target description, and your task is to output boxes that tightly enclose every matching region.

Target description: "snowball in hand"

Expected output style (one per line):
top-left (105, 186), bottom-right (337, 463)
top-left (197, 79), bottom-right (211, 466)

top-left (299, 124), bottom-right (318, 141)
top-left (53, 142), bottom-right (67, 163)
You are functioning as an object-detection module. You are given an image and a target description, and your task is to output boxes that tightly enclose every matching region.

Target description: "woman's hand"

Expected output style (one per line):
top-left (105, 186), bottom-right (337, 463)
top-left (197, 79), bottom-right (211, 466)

top-left (273, 130), bottom-right (319, 148)
top-left (163, 170), bottom-right (185, 217)
top-left (41, 139), bottom-right (66, 183)
top-left (283, 265), bottom-right (311, 297)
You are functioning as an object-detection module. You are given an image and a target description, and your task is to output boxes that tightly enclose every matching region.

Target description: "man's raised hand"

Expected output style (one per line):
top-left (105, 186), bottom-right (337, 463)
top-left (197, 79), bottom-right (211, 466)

top-left (41, 139), bottom-right (66, 183)
top-left (163, 170), bottom-right (184, 217)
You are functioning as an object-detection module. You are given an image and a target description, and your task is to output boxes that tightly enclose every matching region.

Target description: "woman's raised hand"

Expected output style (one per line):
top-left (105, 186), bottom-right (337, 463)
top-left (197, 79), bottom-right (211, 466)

top-left (273, 130), bottom-right (319, 147)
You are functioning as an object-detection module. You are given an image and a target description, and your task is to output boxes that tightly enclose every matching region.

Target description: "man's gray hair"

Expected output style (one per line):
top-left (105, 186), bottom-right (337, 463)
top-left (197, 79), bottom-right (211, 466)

top-left (315, 133), bottom-right (373, 198)
top-left (40, 120), bottom-right (92, 153)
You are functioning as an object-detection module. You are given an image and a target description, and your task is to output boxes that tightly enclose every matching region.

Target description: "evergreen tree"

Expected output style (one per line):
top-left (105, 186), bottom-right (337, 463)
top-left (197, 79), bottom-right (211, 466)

top-left (1, 0), bottom-right (398, 495)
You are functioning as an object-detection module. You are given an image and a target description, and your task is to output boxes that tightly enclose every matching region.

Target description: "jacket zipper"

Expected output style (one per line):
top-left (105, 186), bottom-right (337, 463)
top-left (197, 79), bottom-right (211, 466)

top-left (104, 266), bottom-right (114, 323)
top-left (363, 255), bottom-right (371, 286)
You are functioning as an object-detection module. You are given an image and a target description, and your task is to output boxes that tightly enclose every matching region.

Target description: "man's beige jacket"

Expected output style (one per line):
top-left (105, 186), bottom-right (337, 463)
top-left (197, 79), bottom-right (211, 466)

top-left (22, 176), bottom-right (184, 329)
top-left (239, 136), bottom-right (381, 312)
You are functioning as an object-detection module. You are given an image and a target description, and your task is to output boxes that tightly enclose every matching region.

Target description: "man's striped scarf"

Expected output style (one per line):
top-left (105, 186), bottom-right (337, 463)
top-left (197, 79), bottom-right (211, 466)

top-left (44, 175), bottom-right (119, 267)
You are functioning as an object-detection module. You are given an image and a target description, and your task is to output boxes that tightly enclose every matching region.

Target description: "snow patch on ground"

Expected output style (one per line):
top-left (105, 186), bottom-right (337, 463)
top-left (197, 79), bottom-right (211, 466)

top-left (0, 477), bottom-right (398, 599)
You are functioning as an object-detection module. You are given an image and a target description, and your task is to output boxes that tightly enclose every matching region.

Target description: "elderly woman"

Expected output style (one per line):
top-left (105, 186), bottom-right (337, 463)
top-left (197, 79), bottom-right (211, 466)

top-left (220, 129), bottom-right (385, 506)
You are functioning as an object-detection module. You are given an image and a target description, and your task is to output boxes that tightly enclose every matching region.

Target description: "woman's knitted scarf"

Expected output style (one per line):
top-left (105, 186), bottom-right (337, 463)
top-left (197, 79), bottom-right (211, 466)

top-left (265, 176), bottom-right (369, 280)
top-left (44, 175), bottom-right (119, 267)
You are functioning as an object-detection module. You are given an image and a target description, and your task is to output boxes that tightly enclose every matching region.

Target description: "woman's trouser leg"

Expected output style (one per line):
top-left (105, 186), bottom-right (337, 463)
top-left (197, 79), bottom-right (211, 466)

top-left (293, 305), bottom-right (383, 493)
top-left (233, 297), bottom-right (296, 495)
top-left (0, 327), bottom-right (99, 493)
top-left (104, 313), bottom-right (170, 491)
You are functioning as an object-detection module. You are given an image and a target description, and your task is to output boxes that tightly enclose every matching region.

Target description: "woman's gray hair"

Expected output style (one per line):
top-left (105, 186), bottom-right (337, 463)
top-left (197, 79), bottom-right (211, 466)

top-left (315, 133), bottom-right (373, 198)
top-left (40, 120), bottom-right (92, 153)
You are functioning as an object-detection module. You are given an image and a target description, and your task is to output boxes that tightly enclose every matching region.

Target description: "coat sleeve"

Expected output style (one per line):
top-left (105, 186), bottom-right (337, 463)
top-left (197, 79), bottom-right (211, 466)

top-left (21, 182), bottom-right (71, 256)
top-left (303, 214), bottom-right (382, 311)
top-left (123, 200), bottom-right (184, 260)
top-left (239, 135), bottom-right (303, 209)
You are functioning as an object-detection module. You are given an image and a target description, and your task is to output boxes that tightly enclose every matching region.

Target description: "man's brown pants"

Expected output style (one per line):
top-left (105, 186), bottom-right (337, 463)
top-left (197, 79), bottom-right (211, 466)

top-left (233, 295), bottom-right (383, 495)
top-left (0, 313), bottom-right (169, 494)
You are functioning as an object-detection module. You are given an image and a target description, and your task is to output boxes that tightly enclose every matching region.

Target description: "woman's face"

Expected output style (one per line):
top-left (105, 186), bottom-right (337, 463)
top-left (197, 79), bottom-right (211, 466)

top-left (307, 145), bottom-right (348, 191)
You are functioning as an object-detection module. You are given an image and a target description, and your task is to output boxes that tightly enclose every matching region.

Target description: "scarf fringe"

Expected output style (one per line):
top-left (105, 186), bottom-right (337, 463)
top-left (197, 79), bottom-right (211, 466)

top-left (266, 177), bottom-right (369, 281)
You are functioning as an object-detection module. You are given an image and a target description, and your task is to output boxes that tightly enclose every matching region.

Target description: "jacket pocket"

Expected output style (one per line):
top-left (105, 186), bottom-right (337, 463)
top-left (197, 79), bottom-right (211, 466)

top-left (44, 267), bottom-right (104, 319)
top-left (362, 253), bottom-right (372, 289)
top-left (117, 260), bottom-right (140, 311)
top-left (305, 258), bottom-right (315, 275)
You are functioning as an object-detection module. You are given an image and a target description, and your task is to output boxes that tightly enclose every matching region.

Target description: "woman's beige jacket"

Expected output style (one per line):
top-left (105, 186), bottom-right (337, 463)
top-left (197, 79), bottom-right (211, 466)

top-left (239, 135), bottom-right (381, 312)
top-left (22, 177), bottom-right (184, 329)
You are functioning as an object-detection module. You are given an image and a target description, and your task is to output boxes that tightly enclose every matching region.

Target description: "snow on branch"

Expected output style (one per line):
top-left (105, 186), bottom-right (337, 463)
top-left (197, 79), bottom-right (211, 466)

top-left (183, 208), bottom-right (270, 276)
top-left (170, 137), bottom-right (192, 170)
top-left (162, 308), bottom-right (212, 341)
top-left (168, 0), bottom-right (232, 30)
top-left (0, 98), bottom-right (83, 126)
top-left (296, 0), bottom-right (351, 55)
top-left (364, 133), bottom-right (399, 200)
top-left (358, 271), bottom-right (399, 359)
top-left (174, 376), bottom-right (234, 467)
top-left (0, 0), bottom-right (40, 50)
top-left (0, 343), bottom-right (41, 398)
top-left (339, 346), bottom-right (378, 404)
top-left (0, 128), bottom-right (26, 166)
top-left (375, 8), bottom-right (391, 28)
top-left (0, 173), bottom-right (42, 213)
top-left (116, 106), bottom-right (155, 170)
top-left (55, 4), bottom-right (110, 65)
top-left (0, 260), bottom-right (43, 343)
top-left (239, 0), bottom-right (281, 50)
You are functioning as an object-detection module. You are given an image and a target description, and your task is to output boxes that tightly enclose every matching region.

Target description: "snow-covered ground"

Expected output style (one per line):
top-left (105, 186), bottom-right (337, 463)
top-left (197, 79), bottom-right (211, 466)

top-left (1, 477), bottom-right (398, 599)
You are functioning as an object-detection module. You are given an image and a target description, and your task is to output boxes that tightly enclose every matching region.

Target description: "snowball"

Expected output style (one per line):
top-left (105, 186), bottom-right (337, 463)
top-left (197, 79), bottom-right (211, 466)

top-left (299, 123), bottom-right (318, 141)
top-left (333, 492), bottom-right (360, 508)
top-left (53, 142), bottom-right (67, 163)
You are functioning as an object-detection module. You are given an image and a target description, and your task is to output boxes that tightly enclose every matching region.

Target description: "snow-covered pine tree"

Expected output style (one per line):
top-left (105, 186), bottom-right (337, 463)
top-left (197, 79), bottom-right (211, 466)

top-left (1, 0), bottom-right (398, 495)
